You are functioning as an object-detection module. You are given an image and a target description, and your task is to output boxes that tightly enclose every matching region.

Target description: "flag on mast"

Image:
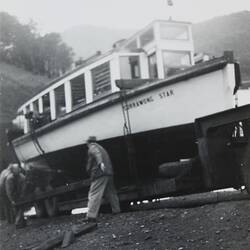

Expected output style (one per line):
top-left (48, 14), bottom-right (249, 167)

top-left (167, 0), bottom-right (173, 6)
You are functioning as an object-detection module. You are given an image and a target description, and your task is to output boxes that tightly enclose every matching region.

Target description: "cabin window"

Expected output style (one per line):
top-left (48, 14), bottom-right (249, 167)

top-left (13, 111), bottom-right (25, 132)
top-left (25, 105), bottom-right (31, 113)
top-left (33, 100), bottom-right (39, 113)
top-left (162, 51), bottom-right (191, 77)
top-left (42, 93), bottom-right (51, 123)
top-left (54, 85), bottom-right (66, 117)
top-left (125, 40), bottom-right (137, 50)
top-left (120, 56), bottom-right (141, 79)
top-left (160, 24), bottom-right (189, 40)
top-left (140, 28), bottom-right (154, 47)
top-left (91, 62), bottom-right (111, 98)
top-left (70, 73), bottom-right (86, 108)
top-left (148, 53), bottom-right (158, 79)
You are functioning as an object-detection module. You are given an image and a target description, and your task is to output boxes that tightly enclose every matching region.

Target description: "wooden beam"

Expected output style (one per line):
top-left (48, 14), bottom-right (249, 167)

top-left (31, 223), bottom-right (97, 250)
top-left (49, 89), bottom-right (56, 120)
top-left (130, 190), bottom-right (250, 211)
top-left (16, 179), bottom-right (90, 206)
top-left (64, 81), bottom-right (73, 113)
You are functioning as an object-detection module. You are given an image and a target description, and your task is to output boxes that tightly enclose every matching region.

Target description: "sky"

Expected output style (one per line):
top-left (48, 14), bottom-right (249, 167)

top-left (0, 0), bottom-right (250, 33)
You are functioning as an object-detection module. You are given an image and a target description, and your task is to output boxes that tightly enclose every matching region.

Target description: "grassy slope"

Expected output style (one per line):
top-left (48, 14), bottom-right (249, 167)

top-left (0, 62), bottom-right (49, 168)
top-left (0, 61), bottom-right (49, 121)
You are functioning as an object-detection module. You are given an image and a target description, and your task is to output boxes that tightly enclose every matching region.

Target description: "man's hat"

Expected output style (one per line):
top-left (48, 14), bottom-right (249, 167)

top-left (9, 163), bottom-right (21, 173)
top-left (86, 136), bottom-right (97, 143)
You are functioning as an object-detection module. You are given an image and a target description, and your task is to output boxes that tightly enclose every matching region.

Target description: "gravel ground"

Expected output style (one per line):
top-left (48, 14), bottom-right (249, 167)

top-left (1, 200), bottom-right (250, 250)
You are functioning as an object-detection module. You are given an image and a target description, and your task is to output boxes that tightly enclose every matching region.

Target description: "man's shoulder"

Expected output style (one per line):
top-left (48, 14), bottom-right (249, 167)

top-left (5, 173), bottom-right (14, 183)
top-left (0, 169), bottom-right (10, 179)
top-left (6, 173), bottom-right (14, 179)
top-left (89, 143), bottom-right (101, 152)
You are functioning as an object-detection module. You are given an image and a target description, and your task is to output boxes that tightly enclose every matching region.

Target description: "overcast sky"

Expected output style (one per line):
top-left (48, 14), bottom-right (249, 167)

top-left (1, 0), bottom-right (250, 33)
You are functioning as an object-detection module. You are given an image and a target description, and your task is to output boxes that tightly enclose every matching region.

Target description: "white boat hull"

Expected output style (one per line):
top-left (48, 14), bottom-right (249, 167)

top-left (13, 64), bottom-right (236, 162)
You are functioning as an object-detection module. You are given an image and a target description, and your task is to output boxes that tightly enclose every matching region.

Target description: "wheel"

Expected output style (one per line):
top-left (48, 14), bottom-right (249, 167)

top-left (158, 160), bottom-right (192, 178)
top-left (242, 164), bottom-right (250, 194)
top-left (44, 197), bottom-right (58, 217)
top-left (34, 201), bottom-right (47, 218)
top-left (120, 201), bottom-right (130, 212)
top-left (58, 210), bottom-right (72, 216)
top-left (44, 185), bottom-right (58, 217)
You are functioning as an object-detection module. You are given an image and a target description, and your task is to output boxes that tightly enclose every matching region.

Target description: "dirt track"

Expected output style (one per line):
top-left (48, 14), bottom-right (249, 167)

top-left (1, 199), bottom-right (250, 250)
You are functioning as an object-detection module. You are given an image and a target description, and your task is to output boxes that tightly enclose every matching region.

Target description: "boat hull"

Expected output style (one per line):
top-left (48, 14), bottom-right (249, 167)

top-left (13, 66), bottom-right (235, 163)
top-left (27, 122), bottom-right (198, 188)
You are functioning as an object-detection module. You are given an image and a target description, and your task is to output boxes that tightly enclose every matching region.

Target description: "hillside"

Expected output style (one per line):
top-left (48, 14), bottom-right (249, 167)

top-left (193, 11), bottom-right (250, 80)
top-left (61, 11), bottom-right (250, 80)
top-left (0, 62), bottom-right (49, 168)
top-left (0, 62), bottom-right (49, 121)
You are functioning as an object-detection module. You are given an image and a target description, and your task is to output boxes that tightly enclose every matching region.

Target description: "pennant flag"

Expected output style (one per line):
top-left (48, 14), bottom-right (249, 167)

top-left (167, 0), bottom-right (173, 6)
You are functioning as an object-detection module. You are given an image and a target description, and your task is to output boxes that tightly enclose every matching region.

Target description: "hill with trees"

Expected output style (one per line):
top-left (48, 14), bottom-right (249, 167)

top-left (0, 12), bottom-right (74, 79)
top-left (0, 12), bottom-right (74, 167)
top-left (193, 11), bottom-right (250, 80)
top-left (0, 61), bottom-right (49, 168)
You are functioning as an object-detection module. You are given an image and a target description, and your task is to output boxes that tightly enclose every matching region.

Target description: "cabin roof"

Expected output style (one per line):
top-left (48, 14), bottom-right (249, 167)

top-left (119, 19), bottom-right (191, 49)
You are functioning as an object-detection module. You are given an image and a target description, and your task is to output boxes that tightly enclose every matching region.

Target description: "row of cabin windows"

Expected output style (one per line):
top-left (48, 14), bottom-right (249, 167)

top-left (27, 62), bottom-right (111, 123)
top-left (162, 51), bottom-right (191, 77)
top-left (120, 56), bottom-right (140, 79)
top-left (25, 58), bottom-right (139, 125)
top-left (24, 51), bottom-right (190, 129)
top-left (147, 51), bottom-right (191, 79)
top-left (92, 62), bottom-right (111, 98)
top-left (55, 85), bottom-right (66, 117)
top-left (71, 73), bottom-right (86, 107)
top-left (160, 23), bottom-right (189, 40)
top-left (125, 24), bottom-right (189, 50)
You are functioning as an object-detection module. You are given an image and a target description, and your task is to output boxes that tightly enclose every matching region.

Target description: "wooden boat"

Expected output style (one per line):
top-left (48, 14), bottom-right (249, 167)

top-left (10, 20), bottom-right (241, 187)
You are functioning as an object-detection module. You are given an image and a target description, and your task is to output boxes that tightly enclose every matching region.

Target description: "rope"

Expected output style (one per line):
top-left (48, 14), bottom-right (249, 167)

top-left (120, 90), bottom-right (141, 196)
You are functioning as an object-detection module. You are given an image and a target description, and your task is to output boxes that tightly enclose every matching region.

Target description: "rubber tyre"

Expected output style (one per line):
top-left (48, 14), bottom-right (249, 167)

top-left (44, 185), bottom-right (58, 217)
top-left (120, 201), bottom-right (130, 212)
top-left (44, 197), bottom-right (58, 217)
top-left (58, 210), bottom-right (72, 216)
top-left (34, 201), bottom-right (47, 218)
top-left (242, 164), bottom-right (250, 194)
top-left (158, 160), bottom-right (192, 178)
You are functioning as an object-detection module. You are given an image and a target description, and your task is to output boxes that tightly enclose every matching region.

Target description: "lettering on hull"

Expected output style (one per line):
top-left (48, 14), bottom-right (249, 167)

top-left (125, 89), bottom-right (174, 110)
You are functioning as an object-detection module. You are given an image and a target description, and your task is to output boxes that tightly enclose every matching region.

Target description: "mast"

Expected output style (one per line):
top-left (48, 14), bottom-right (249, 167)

top-left (166, 0), bottom-right (174, 20)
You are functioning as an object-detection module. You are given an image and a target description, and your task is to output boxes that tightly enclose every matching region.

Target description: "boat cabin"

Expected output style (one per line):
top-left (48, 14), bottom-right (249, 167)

top-left (14, 20), bottom-right (194, 133)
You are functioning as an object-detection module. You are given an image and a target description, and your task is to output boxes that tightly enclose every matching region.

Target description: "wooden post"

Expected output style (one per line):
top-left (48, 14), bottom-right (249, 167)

top-left (85, 71), bottom-right (93, 103)
top-left (49, 89), bottom-right (56, 120)
top-left (29, 103), bottom-right (34, 112)
top-left (38, 97), bottom-right (43, 113)
top-left (130, 190), bottom-right (250, 211)
top-left (110, 54), bottom-right (120, 93)
top-left (23, 107), bottom-right (29, 134)
top-left (64, 81), bottom-right (72, 113)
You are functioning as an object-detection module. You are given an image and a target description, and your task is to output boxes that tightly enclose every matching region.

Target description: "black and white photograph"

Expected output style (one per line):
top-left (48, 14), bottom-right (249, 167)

top-left (0, 0), bottom-right (250, 249)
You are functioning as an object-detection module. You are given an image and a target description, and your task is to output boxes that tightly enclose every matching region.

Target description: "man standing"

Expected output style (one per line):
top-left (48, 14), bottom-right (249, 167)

top-left (0, 163), bottom-right (26, 228)
top-left (85, 136), bottom-right (120, 222)
top-left (0, 165), bottom-right (13, 222)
